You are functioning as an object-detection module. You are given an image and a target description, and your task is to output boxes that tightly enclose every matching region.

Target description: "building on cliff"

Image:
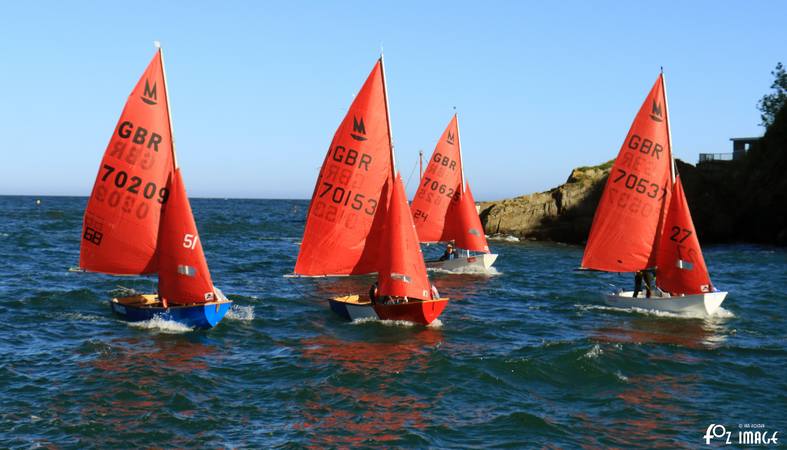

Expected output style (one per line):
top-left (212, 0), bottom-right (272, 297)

top-left (698, 136), bottom-right (761, 164)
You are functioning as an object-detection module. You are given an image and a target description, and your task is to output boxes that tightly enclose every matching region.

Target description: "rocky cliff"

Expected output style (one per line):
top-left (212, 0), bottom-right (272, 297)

top-left (479, 161), bottom-right (611, 244)
top-left (480, 105), bottom-right (787, 246)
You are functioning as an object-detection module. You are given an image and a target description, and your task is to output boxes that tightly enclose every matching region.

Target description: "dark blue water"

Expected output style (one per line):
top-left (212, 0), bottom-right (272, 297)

top-left (1, 195), bottom-right (785, 448)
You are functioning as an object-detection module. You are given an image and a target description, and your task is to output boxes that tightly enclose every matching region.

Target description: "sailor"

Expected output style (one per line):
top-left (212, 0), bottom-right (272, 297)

top-left (439, 243), bottom-right (457, 261)
top-left (633, 269), bottom-right (655, 298)
top-left (369, 282), bottom-right (379, 304)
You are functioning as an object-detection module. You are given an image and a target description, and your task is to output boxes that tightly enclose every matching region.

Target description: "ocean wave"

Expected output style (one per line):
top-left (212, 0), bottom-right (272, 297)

top-left (63, 312), bottom-right (105, 323)
top-left (582, 343), bottom-right (603, 359)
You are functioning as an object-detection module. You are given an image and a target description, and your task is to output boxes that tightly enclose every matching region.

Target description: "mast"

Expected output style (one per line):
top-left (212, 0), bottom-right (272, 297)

top-left (379, 53), bottom-right (397, 178)
top-left (156, 41), bottom-right (179, 170)
top-left (660, 67), bottom-right (676, 184)
top-left (419, 149), bottom-right (423, 179)
top-left (455, 112), bottom-right (466, 192)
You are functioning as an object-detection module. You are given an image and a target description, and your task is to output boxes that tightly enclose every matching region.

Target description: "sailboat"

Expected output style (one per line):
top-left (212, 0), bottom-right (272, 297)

top-left (410, 115), bottom-right (498, 271)
top-left (79, 45), bottom-right (231, 328)
top-left (581, 72), bottom-right (727, 316)
top-left (292, 56), bottom-right (449, 325)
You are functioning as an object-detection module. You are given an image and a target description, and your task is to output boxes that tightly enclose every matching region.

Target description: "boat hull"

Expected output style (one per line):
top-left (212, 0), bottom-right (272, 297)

top-left (425, 253), bottom-right (498, 271)
top-left (110, 294), bottom-right (232, 329)
top-left (604, 291), bottom-right (728, 317)
top-left (328, 295), bottom-right (448, 325)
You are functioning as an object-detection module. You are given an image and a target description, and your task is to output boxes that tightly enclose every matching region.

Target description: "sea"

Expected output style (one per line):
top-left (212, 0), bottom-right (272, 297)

top-left (1, 195), bottom-right (785, 448)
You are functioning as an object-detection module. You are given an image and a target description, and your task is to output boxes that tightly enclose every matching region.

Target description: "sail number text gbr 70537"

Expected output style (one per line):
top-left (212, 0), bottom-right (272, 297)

top-left (606, 133), bottom-right (668, 218)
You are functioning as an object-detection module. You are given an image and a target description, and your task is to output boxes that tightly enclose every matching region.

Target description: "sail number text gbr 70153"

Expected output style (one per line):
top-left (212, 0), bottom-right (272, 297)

top-left (311, 145), bottom-right (379, 227)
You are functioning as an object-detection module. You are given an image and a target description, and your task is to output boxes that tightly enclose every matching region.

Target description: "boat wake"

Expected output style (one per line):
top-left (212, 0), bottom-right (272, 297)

top-left (128, 316), bottom-right (194, 333)
top-left (226, 304), bottom-right (255, 321)
top-left (428, 266), bottom-right (501, 276)
top-left (576, 303), bottom-right (736, 320)
top-left (351, 317), bottom-right (417, 328)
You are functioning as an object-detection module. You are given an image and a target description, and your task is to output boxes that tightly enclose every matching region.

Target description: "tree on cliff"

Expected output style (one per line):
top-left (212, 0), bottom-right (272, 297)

top-left (758, 62), bottom-right (787, 128)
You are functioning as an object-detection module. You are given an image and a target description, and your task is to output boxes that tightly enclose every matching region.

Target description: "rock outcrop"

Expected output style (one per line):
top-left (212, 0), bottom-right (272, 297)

top-left (479, 161), bottom-right (612, 244)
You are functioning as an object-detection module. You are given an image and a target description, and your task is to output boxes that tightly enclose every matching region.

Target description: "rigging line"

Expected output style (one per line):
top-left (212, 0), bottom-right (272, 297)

top-left (404, 154), bottom-right (420, 189)
top-left (286, 277), bottom-right (335, 302)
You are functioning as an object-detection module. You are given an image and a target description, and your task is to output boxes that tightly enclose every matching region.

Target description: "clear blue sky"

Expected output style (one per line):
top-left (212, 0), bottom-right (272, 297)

top-left (0, 1), bottom-right (784, 200)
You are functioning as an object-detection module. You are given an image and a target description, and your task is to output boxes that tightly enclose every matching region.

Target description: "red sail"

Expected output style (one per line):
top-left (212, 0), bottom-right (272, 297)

top-left (656, 176), bottom-right (713, 295)
top-left (581, 74), bottom-right (672, 272)
top-left (80, 50), bottom-right (174, 275)
top-left (443, 183), bottom-right (489, 252)
top-left (411, 115), bottom-right (489, 252)
top-left (157, 169), bottom-right (215, 305)
top-left (378, 174), bottom-right (432, 300)
top-left (294, 59), bottom-right (392, 275)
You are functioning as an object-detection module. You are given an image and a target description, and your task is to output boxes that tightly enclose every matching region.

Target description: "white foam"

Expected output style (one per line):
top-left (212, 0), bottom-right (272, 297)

top-left (63, 312), bottom-right (103, 322)
top-left (128, 316), bottom-right (193, 333)
top-left (583, 343), bottom-right (603, 359)
top-left (350, 317), bottom-right (416, 327)
top-left (615, 371), bottom-right (629, 382)
top-left (427, 319), bottom-right (443, 329)
top-left (576, 303), bottom-right (734, 320)
top-left (487, 234), bottom-right (520, 242)
top-left (226, 304), bottom-right (255, 321)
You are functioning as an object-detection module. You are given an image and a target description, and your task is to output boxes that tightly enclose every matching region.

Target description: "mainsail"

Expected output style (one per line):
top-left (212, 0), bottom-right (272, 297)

top-left (656, 175), bottom-right (713, 294)
top-left (80, 50), bottom-right (174, 275)
top-left (411, 115), bottom-right (490, 252)
top-left (581, 74), bottom-right (673, 272)
top-left (80, 47), bottom-right (217, 306)
top-left (294, 59), bottom-right (392, 275)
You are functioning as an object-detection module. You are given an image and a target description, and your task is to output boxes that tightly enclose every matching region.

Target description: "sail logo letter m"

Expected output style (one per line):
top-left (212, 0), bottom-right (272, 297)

top-left (649, 100), bottom-right (663, 122)
top-left (141, 79), bottom-right (158, 105)
top-left (350, 116), bottom-right (367, 141)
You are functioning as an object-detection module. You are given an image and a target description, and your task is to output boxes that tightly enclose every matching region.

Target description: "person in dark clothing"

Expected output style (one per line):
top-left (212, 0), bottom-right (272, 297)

top-left (633, 269), bottom-right (655, 298)
top-left (439, 243), bottom-right (456, 261)
top-left (368, 282), bottom-right (378, 304)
